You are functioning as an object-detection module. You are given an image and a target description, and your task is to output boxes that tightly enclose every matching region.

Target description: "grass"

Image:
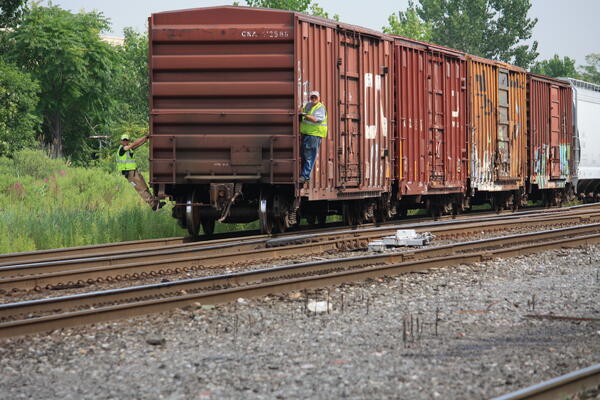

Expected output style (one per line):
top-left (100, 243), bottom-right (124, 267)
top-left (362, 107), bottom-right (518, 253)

top-left (2, 149), bottom-right (577, 253)
top-left (0, 149), bottom-right (186, 253)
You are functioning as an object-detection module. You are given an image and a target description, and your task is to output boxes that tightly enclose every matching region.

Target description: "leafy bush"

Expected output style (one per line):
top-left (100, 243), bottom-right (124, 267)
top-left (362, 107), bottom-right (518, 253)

top-left (12, 148), bottom-right (67, 179)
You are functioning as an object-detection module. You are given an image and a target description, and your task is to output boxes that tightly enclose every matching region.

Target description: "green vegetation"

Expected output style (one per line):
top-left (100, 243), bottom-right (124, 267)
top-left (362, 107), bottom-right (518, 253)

top-left (0, 59), bottom-right (40, 155)
top-left (0, 0), bottom-right (27, 28)
top-left (530, 54), bottom-right (600, 83)
top-left (237, 0), bottom-right (340, 20)
top-left (382, 0), bottom-right (433, 41)
top-left (0, 150), bottom-right (185, 253)
top-left (383, 0), bottom-right (539, 69)
top-left (7, 4), bottom-right (116, 160)
top-left (531, 54), bottom-right (579, 78)
top-left (580, 54), bottom-right (600, 84)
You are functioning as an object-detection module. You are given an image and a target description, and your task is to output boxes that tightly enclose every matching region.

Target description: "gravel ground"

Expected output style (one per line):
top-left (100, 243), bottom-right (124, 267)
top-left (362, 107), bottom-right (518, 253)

top-left (1, 244), bottom-right (599, 399)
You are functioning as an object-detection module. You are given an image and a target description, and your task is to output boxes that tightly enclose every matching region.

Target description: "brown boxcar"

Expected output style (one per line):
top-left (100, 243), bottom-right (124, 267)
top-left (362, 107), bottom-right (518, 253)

top-left (149, 6), bottom-right (296, 187)
top-left (296, 13), bottom-right (394, 202)
top-left (527, 74), bottom-right (573, 202)
top-left (393, 37), bottom-right (468, 214)
top-left (467, 56), bottom-right (527, 209)
top-left (148, 6), bottom-right (394, 233)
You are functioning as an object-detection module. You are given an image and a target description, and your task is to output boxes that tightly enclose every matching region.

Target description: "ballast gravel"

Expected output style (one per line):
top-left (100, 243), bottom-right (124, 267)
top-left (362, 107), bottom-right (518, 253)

top-left (1, 245), bottom-right (599, 399)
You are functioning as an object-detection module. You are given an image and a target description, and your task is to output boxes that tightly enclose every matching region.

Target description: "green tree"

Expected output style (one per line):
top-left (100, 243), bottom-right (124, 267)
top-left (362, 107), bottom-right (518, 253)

top-left (0, 0), bottom-right (29, 51)
top-left (580, 53), bottom-right (600, 84)
top-left (92, 27), bottom-right (150, 169)
top-left (309, 2), bottom-right (339, 21)
top-left (383, 0), bottom-right (433, 41)
top-left (530, 55), bottom-right (579, 78)
top-left (0, 0), bottom-right (28, 27)
top-left (242, 0), bottom-right (338, 19)
top-left (244, 0), bottom-right (310, 11)
top-left (8, 5), bottom-right (117, 160)
top-left (112, 28), bottom-right (148, 125)
top-left (0, 59), bottom-right (40, 156)
top-left (416, 0), bottom-right (538, 69)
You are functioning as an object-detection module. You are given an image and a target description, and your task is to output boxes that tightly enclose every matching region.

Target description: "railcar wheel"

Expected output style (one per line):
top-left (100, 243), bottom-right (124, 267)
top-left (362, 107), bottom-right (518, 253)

top-left (185, 191), bottom-right (201, 236)
top-left (201, 217), bottom-right (216, 236)
top-left (317, 213), bottom-right (327, 226)
top-left (431, 206), bottom-right (441, 221)
top-left (259, 192), bottom-right (274, 234)
top-left (451, 202), bottom-right (459, 219)
top-left (343, 202), bottom-right (359, 226)
top-left (275, 216), bottom-right (287, 234)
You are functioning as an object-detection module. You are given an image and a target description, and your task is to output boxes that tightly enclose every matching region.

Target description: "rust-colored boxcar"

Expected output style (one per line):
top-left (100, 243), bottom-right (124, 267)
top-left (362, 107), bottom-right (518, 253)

top-left (527, 74), bottom-right (573, 198)
top-left (393, 37), bottom-right (468, 213)
top-left (148, 6), bottom-right (394, 233)
top-left (296, 14), bottom-right (394, 201)
top-left (149, 6), bottom-right (297, 187)
top-left (467, 56), bottom-right (527, 208)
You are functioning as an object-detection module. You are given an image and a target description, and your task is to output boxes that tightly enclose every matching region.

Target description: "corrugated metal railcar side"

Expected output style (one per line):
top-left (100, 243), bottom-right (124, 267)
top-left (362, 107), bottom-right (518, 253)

top-left (564, 78), bottom-right (600, 196)
top-left (393, 37), bottom-right (468, 208)
top-left (467, 56), bottom-right (527, 200)
top-left (149, 7), bottom-right (296, 187)
top-left (296, 16), bottom-right (394, 201)
top-left (527, 74), bottom-right (573, 193)
top-left (148, 6), bottom-right (395, 232)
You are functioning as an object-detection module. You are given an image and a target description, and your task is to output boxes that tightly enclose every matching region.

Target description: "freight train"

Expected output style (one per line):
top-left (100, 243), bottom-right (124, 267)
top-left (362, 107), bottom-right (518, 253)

top-left (147, 6), bottom-right (600, 235)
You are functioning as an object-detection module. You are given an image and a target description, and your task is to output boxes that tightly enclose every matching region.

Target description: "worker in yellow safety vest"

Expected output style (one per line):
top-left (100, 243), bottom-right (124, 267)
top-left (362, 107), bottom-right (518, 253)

top-left (117, 133), bottom-right (164, 210)
top-left (299, 91), bottom-right (328, 184)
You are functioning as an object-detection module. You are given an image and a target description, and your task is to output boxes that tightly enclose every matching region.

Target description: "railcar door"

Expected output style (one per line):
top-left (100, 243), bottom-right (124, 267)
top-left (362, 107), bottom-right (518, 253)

top-left (427, 54), bottom-right (446, 185)
top-left (549, 85), bottom-right (562, 179)
top-left (336, 30), bottom-right (361, 187)
top-left (496, 69), bottom-right (511, 180)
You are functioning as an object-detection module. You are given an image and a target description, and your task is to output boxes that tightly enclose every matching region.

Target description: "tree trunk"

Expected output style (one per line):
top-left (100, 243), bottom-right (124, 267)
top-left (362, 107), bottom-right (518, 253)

top-left (51, 112), bottom-right (63, 158)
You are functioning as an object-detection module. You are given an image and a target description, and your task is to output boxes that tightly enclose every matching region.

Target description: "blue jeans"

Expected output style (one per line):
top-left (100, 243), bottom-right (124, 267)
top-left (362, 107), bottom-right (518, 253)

top-left (301, 134), bottom-right (322, 180)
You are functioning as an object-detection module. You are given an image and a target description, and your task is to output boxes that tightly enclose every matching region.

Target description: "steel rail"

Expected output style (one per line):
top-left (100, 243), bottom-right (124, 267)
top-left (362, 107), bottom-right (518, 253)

top-left (0, 203), bottom-right (595, 267)
top-left (0, 210), bottom-right (598, 292)
top-left (0, 236), bottom-right (189, 265)
top-left (0, 232), bottom-right (266, 268)
top-left (492, 363), bottom-right (600, 400)
top-left (1, 223), bottom-right (600, 338)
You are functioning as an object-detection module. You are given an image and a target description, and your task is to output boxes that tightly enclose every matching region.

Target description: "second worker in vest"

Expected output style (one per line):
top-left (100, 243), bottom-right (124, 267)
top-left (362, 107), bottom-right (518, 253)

top-left (116, 134), bottom-right (164, 210)
top-left (299, 91), bottom-right (328, 184)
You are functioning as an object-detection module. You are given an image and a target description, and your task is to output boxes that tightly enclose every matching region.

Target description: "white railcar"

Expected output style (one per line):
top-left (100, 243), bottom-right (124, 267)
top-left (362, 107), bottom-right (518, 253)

top-left (564, 78), bottom-right (600, 195)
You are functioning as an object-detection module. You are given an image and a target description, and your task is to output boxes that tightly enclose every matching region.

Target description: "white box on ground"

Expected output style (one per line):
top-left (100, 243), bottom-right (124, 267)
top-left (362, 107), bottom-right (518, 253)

top-left (368, 230), bottom-right (434, 251)
top-left (395, 229), bottom-right (418, 240)
top-left (368, 240), bottom-right (386, 252)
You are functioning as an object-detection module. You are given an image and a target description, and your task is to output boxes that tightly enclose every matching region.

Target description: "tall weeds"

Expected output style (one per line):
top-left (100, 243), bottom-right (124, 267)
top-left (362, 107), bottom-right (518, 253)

top-left (0, 150), bottom-right (185, 253)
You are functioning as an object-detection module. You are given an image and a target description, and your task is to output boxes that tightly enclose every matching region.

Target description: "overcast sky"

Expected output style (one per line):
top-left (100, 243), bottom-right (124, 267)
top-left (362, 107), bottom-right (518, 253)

top-left (44, 0), bottom-right (599, 66)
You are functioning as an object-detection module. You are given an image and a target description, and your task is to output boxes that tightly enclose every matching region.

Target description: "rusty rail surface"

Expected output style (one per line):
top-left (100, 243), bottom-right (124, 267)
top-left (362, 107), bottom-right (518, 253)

top-left (0, 232), bottom-right (266, 267)
top-left (492, 363), bottom-right (600, 400)
top-left (1, 206), bottom-right (599, 292)
top-left (0, 203), bottom-right (594, 267)
top-left (1, 222), bottom-right (600, 338)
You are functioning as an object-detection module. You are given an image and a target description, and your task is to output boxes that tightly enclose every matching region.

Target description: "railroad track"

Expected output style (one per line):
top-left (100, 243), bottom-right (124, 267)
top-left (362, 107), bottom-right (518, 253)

top-left (1, 221), bottom-right (600, 338)
top-left (1, 205), bottom-right (599, 292)
top-left (492, 363), bottom-right (600, 399)
top-left (0, 203), bottom-right (592, 266)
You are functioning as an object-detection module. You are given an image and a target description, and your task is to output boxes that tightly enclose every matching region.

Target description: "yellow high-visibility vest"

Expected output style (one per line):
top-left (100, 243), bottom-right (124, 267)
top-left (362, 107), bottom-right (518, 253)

top-left (116, 145), bottom-right (137, 171)
top-left (300, 102), bottom-right (328, 138)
